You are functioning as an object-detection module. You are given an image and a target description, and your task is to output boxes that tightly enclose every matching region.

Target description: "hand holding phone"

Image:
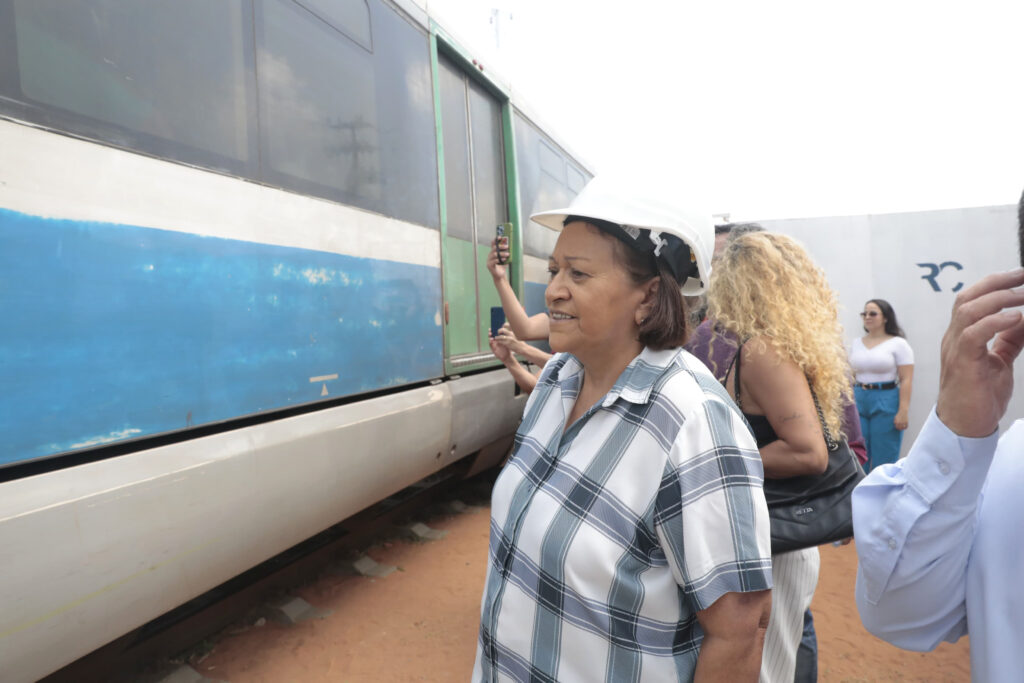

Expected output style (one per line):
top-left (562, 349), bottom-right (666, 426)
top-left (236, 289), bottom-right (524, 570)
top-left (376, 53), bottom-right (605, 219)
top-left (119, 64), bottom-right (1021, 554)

top-left (490, 306), bottom-right (506, 339)
top-left (495, 224), bottom-right (507, 265)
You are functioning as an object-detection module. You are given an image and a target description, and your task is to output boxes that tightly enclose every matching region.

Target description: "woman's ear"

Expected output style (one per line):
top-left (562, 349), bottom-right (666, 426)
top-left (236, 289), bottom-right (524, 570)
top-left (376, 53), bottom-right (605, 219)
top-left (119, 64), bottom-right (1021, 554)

top-left (635, 277), bottom-right (660, 326)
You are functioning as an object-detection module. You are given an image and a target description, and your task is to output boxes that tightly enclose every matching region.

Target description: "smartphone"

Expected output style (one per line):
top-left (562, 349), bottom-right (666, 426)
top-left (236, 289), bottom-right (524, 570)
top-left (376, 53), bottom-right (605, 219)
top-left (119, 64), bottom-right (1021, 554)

top-left (495, 223), bottom-right (510, 264)
top-left (490, 306), bottom-right (506, 338)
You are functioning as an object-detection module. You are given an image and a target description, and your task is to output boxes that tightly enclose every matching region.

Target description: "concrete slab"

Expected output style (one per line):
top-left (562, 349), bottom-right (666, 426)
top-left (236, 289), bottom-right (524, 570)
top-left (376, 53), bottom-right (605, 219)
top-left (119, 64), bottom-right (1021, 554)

top-left (337, 553), bottom-right (397, 578)
top-left (401, 521), bottom-right (448, 541)
top-left (446, 499), bottom-right (469, 514)
top-left (263, 596), bottom-right (332, 625)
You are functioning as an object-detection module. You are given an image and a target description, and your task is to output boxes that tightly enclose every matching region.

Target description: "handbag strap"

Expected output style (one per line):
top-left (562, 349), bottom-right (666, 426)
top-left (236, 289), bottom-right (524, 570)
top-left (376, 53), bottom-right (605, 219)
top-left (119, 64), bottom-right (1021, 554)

top-left (728, 340), bottom-right (839, 452)
top-left (725, 341), bottom-right (744, 410)
top-left (810, 388), bottom-right (839, 451)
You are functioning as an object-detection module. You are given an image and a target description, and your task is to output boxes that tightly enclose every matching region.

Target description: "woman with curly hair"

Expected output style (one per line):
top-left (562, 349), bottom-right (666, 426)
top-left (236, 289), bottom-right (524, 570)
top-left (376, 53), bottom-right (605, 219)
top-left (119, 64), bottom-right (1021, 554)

top-left (707, 231), bottom-right (852, 683)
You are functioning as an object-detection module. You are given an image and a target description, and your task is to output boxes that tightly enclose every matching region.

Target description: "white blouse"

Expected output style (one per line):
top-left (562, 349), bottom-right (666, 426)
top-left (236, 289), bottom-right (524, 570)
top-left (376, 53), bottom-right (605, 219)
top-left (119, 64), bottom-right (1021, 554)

top-left (849, 336), bottom-right (914, 384)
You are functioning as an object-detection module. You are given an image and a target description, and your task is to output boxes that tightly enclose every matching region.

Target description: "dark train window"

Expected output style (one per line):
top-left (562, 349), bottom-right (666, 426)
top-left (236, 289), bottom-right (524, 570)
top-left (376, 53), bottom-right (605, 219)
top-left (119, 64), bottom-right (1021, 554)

top-left (259, 0), bottom-right (377, 200)
top-left (0, 0), bottom-right (440, 229)
top-left (368, 0), bottom-right (439, 228)
top-left (438, 54), bottom-right (506, 243)
top-left (257, 0), bottom-right (439, 228)
top-left (295, 0), bottom-right (372, 51)
top-left (468, 79), bottom-right (506, 245)
top-left (0, 0), bottom-right (253, 169)
top-left (438, 57), bottom-right (473, 240)
top-left (514, 111), bottom-right (591, 258)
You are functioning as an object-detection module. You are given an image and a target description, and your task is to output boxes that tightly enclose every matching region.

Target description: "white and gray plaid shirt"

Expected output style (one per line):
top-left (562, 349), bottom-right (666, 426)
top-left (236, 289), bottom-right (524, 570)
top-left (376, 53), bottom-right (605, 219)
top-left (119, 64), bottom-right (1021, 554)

top-left (473, 347), bottom-right (773, 682)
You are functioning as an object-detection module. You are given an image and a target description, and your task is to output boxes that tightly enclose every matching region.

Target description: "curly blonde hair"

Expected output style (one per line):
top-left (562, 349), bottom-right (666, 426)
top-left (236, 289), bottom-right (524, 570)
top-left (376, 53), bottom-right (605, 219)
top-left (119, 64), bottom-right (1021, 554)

top-left (707, 232), bottom-right (852, 439)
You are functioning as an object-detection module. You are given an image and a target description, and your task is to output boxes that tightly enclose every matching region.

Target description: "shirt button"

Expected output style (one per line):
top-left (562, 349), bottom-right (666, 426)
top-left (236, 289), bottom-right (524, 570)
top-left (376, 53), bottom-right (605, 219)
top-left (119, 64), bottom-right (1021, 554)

top-left (888, 537), bottom-right (898, 550)
top-left (938, 460), bottom-right (951, 475)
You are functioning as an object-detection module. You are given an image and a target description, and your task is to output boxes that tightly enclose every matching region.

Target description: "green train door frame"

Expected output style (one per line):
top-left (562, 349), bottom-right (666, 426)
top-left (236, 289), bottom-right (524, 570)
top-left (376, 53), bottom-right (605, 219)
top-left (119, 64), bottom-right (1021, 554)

top-left (430, 25), bottom-right (523, 376)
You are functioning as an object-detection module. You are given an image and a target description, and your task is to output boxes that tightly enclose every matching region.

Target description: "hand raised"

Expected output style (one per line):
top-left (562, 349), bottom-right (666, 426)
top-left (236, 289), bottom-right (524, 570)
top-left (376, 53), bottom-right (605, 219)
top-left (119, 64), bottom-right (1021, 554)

top-left (493, 323), bottom-right (524, 354)
top-left (489, 330), bottom-right (512, 363)
top-left (486, 237), bottom-right (510, 280)
top-left (936, 268), bottom-right (1024, 437)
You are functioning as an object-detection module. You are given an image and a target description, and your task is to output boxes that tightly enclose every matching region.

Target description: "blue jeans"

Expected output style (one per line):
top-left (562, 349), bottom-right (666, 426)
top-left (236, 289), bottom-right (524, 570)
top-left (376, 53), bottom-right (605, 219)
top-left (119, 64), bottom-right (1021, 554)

top-left (854, 385), bottom-right (903, 473)
top-left (794, 608), bottom-right (817, 683)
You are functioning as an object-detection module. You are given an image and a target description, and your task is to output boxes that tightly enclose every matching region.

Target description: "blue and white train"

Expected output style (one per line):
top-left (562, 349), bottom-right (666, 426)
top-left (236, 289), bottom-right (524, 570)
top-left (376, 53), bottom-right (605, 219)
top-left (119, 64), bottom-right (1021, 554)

top-left (0, 1), bottom-right (589, 680)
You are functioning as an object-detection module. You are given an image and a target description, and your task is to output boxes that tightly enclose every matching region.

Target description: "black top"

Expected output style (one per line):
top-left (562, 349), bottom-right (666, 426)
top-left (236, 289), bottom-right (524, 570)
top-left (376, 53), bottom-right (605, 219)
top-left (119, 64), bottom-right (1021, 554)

top-left (727, 343), bottom-right (780, 448)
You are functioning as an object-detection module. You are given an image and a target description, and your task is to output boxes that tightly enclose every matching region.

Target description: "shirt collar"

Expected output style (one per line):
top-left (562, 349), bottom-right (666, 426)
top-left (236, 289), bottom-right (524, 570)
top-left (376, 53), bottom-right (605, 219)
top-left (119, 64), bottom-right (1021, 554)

top-left (556, 347), bottom-right (681, 407)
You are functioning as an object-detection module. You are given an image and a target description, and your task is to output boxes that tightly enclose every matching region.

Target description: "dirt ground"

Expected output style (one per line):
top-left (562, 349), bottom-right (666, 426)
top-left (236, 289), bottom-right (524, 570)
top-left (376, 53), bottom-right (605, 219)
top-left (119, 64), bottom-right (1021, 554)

top-left (196, 504), bottom-right (969, 682)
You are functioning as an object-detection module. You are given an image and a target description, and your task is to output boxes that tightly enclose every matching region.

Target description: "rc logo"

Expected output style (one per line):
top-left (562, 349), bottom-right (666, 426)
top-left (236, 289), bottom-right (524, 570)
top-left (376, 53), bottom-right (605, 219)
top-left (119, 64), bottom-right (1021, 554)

top-left (916, 261), bottom-right (964, 292)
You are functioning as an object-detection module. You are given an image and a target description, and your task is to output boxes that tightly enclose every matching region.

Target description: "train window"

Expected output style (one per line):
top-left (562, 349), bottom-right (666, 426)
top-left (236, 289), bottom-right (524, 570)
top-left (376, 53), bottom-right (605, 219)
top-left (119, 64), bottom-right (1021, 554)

top-left (567, 164), bottom-right (586, 194)
top-left (295, 0), bottom-right (372, 51)
top-left (368, 0), bottom-right (439, 229)
top-left (539, 140), bottom-right (566, 185)
top-left (438, 57), bottom-right (473, 241)
top-left (258, 0), bottom-right (439, 228)
top-left (468, 80), bottom-right (507, 245)
top-left (3, 0), bottom-right (252, 165)
top-left (514, 111), bottom-right (590, 258)
top-left (259, 0), bottom-right (378, 200)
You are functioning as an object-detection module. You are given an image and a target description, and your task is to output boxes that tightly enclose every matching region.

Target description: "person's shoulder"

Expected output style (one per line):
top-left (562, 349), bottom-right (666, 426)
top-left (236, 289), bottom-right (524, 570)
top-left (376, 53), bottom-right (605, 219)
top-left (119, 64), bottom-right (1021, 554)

top-left (738, 335), bottom-right (790, 366)
top-left (881, 335), bottom-right (914, 359)
top-left (655, 348), bottom-right (738, 412)
top-left (657, 351), bottom-right (758, 456)
top-left (888, 335), bottom-right (913, 350)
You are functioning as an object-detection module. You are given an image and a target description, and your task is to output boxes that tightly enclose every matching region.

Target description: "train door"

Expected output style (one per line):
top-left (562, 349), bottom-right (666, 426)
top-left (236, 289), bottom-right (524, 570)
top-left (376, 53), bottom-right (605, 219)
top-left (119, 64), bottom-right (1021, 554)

top-left (436, 51), bottom-right (510, 373)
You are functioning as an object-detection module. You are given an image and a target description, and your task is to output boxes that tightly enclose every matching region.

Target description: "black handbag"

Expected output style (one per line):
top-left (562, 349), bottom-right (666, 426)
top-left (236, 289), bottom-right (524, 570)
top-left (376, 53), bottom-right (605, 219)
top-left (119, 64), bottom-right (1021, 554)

top-left (727, 344), bottom-right (866, 553)
top-left (762, 419), bottom-right (865, 554)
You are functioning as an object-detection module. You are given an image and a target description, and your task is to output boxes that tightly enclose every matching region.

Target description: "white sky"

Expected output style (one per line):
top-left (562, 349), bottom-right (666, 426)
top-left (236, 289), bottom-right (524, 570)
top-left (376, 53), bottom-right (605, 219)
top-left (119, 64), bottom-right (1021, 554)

top-left (422, 0), bottom-right (1024, 220)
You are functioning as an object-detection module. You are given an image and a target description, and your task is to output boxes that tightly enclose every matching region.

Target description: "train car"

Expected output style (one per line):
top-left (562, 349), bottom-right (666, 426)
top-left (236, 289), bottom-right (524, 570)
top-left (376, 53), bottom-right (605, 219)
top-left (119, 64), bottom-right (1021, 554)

top-left (0, 1), bottom-right (590, 680)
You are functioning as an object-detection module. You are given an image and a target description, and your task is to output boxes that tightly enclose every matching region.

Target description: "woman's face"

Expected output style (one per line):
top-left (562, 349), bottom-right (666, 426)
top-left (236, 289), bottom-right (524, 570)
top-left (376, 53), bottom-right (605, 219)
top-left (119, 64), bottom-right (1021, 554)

top-left (862, 301), bottom-right (885, 332)
top-left (545, 221), bottom-right (649, 364)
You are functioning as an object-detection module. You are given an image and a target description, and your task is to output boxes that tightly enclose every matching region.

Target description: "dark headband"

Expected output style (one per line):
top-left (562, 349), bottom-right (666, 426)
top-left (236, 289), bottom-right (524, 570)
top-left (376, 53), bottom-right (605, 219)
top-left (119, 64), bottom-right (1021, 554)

top-left (564, 215), bottom-right (699, 286)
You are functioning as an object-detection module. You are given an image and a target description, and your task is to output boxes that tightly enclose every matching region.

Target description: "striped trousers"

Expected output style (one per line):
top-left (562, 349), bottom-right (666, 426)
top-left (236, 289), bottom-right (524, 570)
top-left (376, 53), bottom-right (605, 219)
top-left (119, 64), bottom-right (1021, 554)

top-left (760, 547), bottom-right (821, 683)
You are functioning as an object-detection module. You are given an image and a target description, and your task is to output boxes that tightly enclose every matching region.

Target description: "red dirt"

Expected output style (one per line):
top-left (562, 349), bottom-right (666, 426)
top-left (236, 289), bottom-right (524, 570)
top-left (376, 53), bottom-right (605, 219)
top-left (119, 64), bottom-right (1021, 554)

top-left (197, 505), bottom-right (969, 682)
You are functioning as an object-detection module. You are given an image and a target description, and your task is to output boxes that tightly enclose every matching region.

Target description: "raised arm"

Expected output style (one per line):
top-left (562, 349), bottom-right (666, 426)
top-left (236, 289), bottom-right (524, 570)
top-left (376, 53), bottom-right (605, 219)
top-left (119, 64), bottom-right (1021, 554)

top-left (493, 324), bottom-right (553, 368)
top-left (489, 332), bottom-right (538, 394)
top-left (486, 238), bottom-right (550, 340)
top-left (854, 268), bottom-right (1024, 649)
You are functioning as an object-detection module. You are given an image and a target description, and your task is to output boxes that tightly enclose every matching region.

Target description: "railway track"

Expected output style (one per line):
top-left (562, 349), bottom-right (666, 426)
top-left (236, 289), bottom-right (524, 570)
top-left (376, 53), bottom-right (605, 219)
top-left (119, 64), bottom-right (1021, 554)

top-left (41, 463), bottom-right (498, 683)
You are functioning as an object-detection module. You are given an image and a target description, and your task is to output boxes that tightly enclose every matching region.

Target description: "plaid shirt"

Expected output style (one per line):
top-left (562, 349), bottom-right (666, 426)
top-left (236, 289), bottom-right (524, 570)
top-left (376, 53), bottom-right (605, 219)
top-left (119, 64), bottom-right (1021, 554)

top-left (473, 347), bottom-right (772, 682)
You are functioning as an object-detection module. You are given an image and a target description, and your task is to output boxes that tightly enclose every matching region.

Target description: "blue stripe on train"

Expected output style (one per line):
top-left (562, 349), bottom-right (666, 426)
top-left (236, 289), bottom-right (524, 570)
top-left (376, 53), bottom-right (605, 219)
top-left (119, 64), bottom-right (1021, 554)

top-left (0, 208), bottom-right (443, 465)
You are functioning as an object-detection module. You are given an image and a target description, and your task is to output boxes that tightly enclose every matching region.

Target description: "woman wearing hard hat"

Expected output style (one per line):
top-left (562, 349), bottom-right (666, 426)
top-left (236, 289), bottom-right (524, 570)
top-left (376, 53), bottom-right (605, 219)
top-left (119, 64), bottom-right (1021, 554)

top-left (473, 177), bottom-right (773, 682)
top-left (707, 231), bottom-right (853, 683)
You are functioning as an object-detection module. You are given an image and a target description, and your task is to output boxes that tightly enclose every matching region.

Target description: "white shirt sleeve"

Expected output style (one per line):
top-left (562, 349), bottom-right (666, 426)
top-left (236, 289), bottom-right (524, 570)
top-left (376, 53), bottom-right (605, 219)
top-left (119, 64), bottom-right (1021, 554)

top-left (891, 337), bottom-right (914, 366)
top-left (852, 408), bottom-right (998, 650)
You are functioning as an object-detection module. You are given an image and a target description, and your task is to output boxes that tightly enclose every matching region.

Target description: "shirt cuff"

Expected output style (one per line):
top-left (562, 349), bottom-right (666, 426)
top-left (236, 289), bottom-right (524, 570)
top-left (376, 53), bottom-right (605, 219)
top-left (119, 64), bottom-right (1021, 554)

top-left (903, 407), bottom-right (999, 507)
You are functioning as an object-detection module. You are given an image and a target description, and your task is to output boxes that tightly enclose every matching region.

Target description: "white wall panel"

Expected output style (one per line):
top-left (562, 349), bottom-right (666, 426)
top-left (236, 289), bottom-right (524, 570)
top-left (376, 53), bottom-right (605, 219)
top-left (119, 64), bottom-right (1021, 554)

top-left (761, 206), bottom-right (1019, 452)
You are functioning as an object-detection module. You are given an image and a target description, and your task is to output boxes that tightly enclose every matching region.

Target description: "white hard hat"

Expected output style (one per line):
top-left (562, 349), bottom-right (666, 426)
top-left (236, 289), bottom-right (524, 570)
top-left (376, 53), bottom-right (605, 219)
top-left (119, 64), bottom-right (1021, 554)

top-left (531, 175), bottom-right (714, 295)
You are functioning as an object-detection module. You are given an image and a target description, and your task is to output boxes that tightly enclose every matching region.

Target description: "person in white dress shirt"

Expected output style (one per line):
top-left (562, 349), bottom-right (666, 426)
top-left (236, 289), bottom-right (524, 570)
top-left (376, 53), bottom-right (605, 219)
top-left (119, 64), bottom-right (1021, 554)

top-left (853, 189), bottom-right (1024, 681)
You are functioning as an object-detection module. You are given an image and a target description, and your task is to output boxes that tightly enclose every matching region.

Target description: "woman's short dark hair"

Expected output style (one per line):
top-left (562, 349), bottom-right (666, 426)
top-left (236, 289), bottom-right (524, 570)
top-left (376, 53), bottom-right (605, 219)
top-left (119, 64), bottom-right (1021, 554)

top-left (600, 230), bottom-right (691, 349)
top-left (866, 298), bottom-right (905, 337)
